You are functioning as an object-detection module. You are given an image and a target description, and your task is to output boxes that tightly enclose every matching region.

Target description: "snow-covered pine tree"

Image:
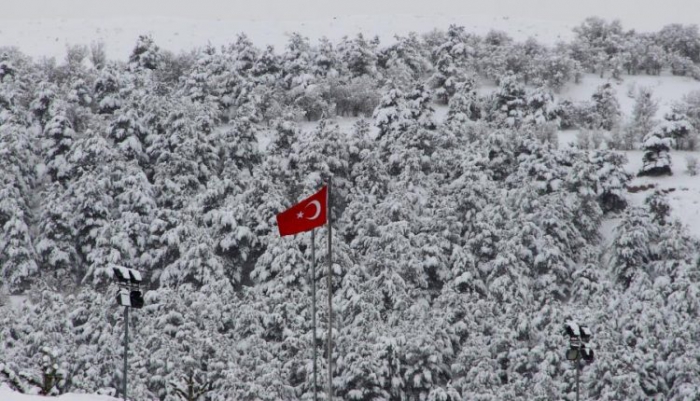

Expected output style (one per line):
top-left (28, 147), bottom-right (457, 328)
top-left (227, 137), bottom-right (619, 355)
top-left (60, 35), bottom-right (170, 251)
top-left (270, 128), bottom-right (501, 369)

top-left (29, 81), bottom-right (58, 129)
top-left (428, 25), bottom-right (473, 104)
top-left (373, 85), bottom-right (408, 142)
top-left (484, 74), bottom-right (527, 128)
top-left (128, 34), bottom-right (161, 71)
top-left (639, 125), bottom-right (674, 176)
top-left (339, 33), bottom-right (378, 78)
top-left (590, 149), bottom-right (631, 213)
top-left (630, 86), bottom-right (658, 144)
top-left (658, 112), bottom-right (694, 150)
top-left (41, 104), bottom-right (76, 183)
top-left (591, 82), bottom-right (621, 130)
top-left (93, 63), bottom-right (123, 114)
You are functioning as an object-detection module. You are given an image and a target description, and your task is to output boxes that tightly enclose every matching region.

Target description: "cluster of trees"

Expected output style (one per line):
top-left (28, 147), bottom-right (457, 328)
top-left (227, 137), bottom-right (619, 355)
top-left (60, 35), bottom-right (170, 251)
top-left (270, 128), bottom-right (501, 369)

top-left (0, 18), bottom-right (699, 400)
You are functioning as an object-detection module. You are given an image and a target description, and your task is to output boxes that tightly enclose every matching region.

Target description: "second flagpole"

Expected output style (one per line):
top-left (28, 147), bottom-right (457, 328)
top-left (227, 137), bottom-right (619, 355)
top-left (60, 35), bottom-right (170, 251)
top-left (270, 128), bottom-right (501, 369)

top-left (311, 229), bottom-right (318, 401)
top-left (326, 177), bottom-right (333, 401)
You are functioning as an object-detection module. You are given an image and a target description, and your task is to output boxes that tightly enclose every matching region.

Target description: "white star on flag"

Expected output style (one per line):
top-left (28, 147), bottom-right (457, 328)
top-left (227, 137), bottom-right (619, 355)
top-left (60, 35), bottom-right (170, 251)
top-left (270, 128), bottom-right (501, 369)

top-left (296, 211), bottom-right (304, 219)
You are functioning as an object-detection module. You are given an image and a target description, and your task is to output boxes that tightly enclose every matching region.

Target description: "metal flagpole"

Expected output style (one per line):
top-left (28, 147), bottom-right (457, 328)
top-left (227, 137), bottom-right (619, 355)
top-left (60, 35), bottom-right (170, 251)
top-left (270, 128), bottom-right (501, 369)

top-left (326, 177), bottom-right (333, 401)
top-left (311, 229), bottom-right (318, 401)
top-left (123, 306), bottom-right (128, 401)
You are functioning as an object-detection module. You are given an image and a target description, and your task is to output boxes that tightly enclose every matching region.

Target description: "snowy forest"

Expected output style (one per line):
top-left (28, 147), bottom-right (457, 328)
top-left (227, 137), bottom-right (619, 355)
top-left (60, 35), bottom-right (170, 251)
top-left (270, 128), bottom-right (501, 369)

top-left (1, 16), bottom-right (700, 400)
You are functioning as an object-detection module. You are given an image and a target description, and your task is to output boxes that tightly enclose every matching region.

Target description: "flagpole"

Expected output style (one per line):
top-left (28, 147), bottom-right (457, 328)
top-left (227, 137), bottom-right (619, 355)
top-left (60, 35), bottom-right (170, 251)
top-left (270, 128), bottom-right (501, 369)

top-left (326, 177), bottom-right (333, 401)
top-left (311, 229), bottom-right (318, 401)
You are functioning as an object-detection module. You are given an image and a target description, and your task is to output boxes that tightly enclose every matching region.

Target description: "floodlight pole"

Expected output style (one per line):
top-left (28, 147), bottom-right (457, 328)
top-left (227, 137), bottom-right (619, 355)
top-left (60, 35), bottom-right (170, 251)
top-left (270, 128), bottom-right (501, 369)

top-left (123, 306), bottom-right (129, 401)
top-left (576, 356), bottom-right (580, 401)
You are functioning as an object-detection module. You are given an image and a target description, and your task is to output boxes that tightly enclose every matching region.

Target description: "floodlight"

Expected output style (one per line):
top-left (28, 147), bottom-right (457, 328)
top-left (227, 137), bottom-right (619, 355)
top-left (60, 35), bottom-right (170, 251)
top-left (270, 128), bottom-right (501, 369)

top-left (564, 321), bottom-right (580, 337)
top-left (113, 267), bottom-right (131, 284)
top-left (129, 291), bottom-right (144, 309)
top-left (566, 348), bottom-right (579, 361)
top-left (580, 326), bottom-right (591, 343)
top-left (581, 347), bottom-right (594, 362)
top-left (116, 289), bottom-right (131, 307)
top-left (128, 269), bottom-right (142, 285)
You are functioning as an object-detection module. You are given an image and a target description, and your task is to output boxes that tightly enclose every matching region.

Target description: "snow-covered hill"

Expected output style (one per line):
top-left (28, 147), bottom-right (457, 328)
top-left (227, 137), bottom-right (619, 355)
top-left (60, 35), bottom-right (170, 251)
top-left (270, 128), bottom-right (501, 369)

top-left (0, 387), bottom-right (118, 401)
top-left (561, 72), bottom-right (700, 118)
top-left (0, 14), bottom-right (576, 60)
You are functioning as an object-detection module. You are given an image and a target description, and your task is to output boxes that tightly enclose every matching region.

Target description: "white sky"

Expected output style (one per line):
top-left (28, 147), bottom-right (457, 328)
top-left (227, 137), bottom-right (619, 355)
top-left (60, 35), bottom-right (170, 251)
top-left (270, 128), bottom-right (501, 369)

top-left (2, 0), bottom-right (699, 30)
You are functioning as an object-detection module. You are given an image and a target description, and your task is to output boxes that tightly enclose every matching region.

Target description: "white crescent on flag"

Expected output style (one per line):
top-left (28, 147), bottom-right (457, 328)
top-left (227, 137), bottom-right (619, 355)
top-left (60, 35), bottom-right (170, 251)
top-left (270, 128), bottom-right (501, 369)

top-left (305, 200), bottom-right (322, 220)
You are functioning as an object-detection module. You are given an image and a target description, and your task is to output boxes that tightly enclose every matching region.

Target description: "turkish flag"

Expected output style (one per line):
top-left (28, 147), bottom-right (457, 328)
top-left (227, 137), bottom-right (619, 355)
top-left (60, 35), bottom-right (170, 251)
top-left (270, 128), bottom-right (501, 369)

top-left (276, 186), bottom-right (328, 236)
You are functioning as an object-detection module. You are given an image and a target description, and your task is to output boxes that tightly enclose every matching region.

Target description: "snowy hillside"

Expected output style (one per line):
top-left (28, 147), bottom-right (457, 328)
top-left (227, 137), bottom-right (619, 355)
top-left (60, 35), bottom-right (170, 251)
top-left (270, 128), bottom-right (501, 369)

top-left (561, 72), bottom-right (700, 118)
top-left (2, 9), bottom-right (700, 401)
top-left (0, 14), bottom-right (577, 60)
top-left (0, 387), bottom-right (118, 401)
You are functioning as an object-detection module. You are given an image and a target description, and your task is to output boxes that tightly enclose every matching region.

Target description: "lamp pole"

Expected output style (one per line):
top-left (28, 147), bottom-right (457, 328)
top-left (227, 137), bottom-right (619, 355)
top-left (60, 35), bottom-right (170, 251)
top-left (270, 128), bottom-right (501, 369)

top-left (113, 267), bottom-right (145, 401)
top-left (564, 321), bottom-right (593, 401)
top-left (576, 356), bottom-right (580, 401)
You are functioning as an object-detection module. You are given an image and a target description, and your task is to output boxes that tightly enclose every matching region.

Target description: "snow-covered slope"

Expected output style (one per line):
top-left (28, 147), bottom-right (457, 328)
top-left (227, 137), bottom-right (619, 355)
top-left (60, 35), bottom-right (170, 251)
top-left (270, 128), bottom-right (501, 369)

top-left (0, 387), bottom-right (118, 401)
top-left (560, 73), bottom-right (700, 118)
top-left (1, 14), bottom-right (575, 60)
top-left (559, 135), bottom-right (700, 241)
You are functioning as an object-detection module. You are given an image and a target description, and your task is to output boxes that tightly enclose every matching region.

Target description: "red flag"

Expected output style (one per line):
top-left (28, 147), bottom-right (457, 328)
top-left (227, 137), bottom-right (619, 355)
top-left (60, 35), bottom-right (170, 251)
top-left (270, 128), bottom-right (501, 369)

top-left (276, 186), bottom-right (328, 236)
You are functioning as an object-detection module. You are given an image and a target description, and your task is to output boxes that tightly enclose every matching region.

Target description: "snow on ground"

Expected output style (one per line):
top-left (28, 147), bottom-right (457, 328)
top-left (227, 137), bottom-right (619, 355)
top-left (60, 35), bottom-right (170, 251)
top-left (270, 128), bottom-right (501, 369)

top-left (0, 14), bottom-right (575, 60)
top-left (623, 150), bottom-right (700, 229)
top-left (560, 73), bottom-right (700, 119)
top-left (0, 386), bottom-right (119, 401)
top-left (559, 130), bottom-right (700, 239)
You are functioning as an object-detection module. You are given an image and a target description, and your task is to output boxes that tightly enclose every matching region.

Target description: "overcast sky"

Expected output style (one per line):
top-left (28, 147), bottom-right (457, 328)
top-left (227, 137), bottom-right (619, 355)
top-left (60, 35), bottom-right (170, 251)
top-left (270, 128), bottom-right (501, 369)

top-left (2, 0), bottom-right (699, 29)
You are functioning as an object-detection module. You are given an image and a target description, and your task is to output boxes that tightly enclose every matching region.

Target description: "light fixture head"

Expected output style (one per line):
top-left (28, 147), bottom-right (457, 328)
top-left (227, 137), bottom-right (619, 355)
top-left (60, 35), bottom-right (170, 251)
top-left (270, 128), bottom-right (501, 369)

top-left (564, 321), bottom-right (580, 338)
top-left (112, 267), bottom-right (142, 285)
top-left (566, 348), bottom-right (579, 361)
top-left (116, 289), bottom-right (131, 307)
top-left (582, 346), bottom-right (594, 362)
top-left (113, 267), bottom-right (131, 284)
top-left (129, 290), bottom-right (144, 309)
top-left (128, 269), bottom-right (142, 285)
top-left (580, 326), bottom-right (592, 343)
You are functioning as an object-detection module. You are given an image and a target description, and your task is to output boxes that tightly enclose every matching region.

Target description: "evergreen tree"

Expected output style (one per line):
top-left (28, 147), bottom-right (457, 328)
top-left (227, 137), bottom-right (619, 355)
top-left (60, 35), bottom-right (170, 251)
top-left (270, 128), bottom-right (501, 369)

top-left (41, 105), bottom-right (76, 183)
top-left (630, 87), bottom-right (659, 144)
top-left (484, 74), bottom-right (527, 128)
top-left (29, 81), bottom-right (58, 128)
top-left (129, 34), bottom-right (161, 71)
top-left (94, 64), bottom-right (123, 114)
top-left (591, 83), bottom-right (621, 130)
top-left (639, 126), bottom-right (674, 176)
top-left (428, 25), bottom-right (473, 104)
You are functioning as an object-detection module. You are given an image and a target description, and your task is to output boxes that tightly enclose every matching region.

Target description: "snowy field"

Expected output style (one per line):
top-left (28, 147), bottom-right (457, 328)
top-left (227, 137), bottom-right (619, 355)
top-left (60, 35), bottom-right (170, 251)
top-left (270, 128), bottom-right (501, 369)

top-left (561, 72), bottom-right (700, 118)
top-left (0, 14), bottom-right (577, 60)
top-left (0, 386), bottom-right (118, 401)
top-left (559, 130), bottom-right (700, 239)
top-left (2, 0), bottom-right (699, 60)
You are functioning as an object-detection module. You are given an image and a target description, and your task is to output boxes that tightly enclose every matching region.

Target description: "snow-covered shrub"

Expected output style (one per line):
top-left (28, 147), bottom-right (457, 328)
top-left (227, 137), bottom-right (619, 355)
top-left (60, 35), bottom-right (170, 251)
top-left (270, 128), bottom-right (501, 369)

top-left (686, 155), bottom-right (698, 176)
top-left (645, 190), bottom-right (671, 225)
top-left (591, 149), bottom-right (631, 213)
top-left (591, 130), bottom-right (605, 149)
top-left (576, 129), bottom-right (592, 149)
top-left (630, 86), bottom-right (659, 144)
top-left (660, 112), bottom-right (694, 150)
top-left (606, 126), bottom-right (624, 150)
top-left (639, 127), bottom-right (675, 176)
